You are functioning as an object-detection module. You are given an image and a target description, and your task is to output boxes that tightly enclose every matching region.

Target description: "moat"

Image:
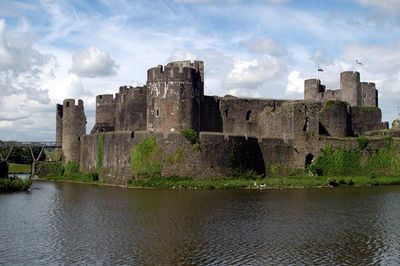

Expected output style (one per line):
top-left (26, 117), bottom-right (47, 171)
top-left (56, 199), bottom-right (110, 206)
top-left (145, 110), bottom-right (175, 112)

top-left (1, 181), bottom-right (399, 265)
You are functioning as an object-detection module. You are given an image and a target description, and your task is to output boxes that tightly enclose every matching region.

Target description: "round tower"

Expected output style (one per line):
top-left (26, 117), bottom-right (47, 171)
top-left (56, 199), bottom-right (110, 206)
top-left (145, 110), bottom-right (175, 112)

top-left (340, 71), bottom-right (360, 107)
top-left (56, 104), bottom-right (63, 145)
top-left (146, 60), bottom-right (204, 132)
top-left (62, 99), bottom-right (86, 163)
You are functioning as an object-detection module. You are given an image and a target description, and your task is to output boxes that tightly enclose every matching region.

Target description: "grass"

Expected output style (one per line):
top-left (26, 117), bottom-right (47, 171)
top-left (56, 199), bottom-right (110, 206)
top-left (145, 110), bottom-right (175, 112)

top-left (127, 175), bottom-right (400, 189)
top-left (8, 163), bottom-right (31, 174)
top-left (40, 173), bottom-right (400, 189)
top-left (0, 176), bottom-right (32, 192)
top-left (44, 172), bottom-right (99, 183)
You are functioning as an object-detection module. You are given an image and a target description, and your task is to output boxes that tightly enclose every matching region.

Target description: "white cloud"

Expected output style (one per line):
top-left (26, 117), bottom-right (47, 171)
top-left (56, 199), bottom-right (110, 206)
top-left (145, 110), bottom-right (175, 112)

top-left (242, 38), bottom-right (286, 56)
top-left (223, 56), bottom-right (284, 90)
top-left (168, 49), bottom-right (198, 61)
top-left (43, 73), bottom-right (92, 103)
top-left (285, 70), bottom-right (304, 95)
top-left (70, 47), bottom-right (118, 78)
top-left (356, 0), bottom-right (400, 12)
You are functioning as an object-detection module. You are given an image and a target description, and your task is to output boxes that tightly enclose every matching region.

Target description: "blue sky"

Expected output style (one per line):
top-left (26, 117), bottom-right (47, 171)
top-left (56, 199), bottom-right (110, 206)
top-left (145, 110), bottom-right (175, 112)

top-left (0, 0), bottom-right (400, 141)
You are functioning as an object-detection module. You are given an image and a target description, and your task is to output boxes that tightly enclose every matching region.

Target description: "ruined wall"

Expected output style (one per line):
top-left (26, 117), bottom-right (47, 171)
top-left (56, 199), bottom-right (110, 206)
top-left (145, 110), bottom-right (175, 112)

top-left (56, 104), bottom-right (63, 145)
top-left (91, 94), bottom-right (116, 133)
top-left (115, 86), bottom-right (147, 132)
top-left (360, 82), bottom-right (378, 107)
top-left (62, 99), bottom-right (86, 163)
top-left (319, 101), bottom-right (350, 137)
top-left (220, 97), bottom-right (286, 136)
top-left (351, 107), bottom-right (386, 136)
top-left (340, 71), bottom-right (360, 107)
top-left (258, 100), bottom-right (320, 140)
top-left (147, 61), bottom-right (204, 132)
top-left (200, 96), bottom-right (222, 132)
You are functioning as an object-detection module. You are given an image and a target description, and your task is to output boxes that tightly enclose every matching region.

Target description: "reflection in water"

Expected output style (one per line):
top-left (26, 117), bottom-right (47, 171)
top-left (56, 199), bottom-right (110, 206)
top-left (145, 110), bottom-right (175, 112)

top-left (0, 181), bottom-right (399, 265)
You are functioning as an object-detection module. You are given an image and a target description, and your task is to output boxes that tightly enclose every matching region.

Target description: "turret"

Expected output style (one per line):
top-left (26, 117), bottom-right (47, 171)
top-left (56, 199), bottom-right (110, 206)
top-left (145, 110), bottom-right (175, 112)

top-left (91, 94), bottom-right (116, 133)
top-left (146, 60), bottom-right (204, 132)
top-left (62, 99), bottom-right (86, 163)
top-left (340, 71), bottom-right (360, 107)
top-left (360, 82), bottom-right (378, 107)
top-left (304, 79), bottom-right (325, 101)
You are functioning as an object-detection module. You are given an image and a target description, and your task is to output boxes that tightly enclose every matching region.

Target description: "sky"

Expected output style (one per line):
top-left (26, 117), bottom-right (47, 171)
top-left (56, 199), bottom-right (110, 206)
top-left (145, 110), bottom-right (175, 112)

top-left (0, 0), bottom-right (400, 141)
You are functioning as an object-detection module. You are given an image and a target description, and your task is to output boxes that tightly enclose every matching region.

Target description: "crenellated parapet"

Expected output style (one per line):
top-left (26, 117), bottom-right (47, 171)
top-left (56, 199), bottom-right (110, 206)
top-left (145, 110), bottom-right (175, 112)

top-left (147, 60), bottom-right (204, 83)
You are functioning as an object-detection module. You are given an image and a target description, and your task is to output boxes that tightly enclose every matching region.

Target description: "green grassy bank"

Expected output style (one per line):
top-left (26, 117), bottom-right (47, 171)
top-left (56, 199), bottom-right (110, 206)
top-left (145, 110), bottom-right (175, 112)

top-left (8, 163), bottom-right (31, 174)
top-left (0, 177), bottom-right (32, 192)
top-left (40, 174), bottom-right (400, 189)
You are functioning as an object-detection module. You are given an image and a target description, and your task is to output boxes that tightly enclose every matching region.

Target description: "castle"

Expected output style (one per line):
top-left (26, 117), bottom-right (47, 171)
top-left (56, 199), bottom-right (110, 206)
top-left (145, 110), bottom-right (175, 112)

top-left (56, 60), bottom-right (388, 184)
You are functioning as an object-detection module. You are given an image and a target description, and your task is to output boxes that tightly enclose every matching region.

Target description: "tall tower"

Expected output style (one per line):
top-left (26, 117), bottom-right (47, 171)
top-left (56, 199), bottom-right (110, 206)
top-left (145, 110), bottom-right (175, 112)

top-left (146, 60), bottom-right (204, 132)
top-left (62, 99), bottom-right (86, 163)
top-left (56, 104), bottom-right (63, 145)
top-left (340, 71), bottom-right (360, 107)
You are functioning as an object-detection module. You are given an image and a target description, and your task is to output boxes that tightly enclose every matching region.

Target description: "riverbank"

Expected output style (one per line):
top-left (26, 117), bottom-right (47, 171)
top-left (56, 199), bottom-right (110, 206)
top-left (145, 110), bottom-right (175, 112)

top-left (40, 174), bottom-right (400, 189)
top-left (0, 176), bottom-right (32, 192)
top-left (9, 163), bottom-right (31, 174)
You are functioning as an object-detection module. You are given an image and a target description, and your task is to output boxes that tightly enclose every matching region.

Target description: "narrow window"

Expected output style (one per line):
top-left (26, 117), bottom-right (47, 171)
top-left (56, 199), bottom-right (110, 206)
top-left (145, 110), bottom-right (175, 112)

top-left (224, 109), bottom-right (229, 117)
top-left (99, 95), bottom-right (102, 99)
top-left (66, 102), bottom-right (70, 108)
top-left (246, 110), bottom-right (252, 121)
top-left (156, 109), bottom-right (160, 117)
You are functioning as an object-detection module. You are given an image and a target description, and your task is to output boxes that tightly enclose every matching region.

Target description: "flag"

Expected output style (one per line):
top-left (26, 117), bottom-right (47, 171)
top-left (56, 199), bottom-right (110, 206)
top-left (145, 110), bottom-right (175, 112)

top-left (355, 60), bottom-right (363, 66)
top-left (318, 68), bottom-right (324, 72)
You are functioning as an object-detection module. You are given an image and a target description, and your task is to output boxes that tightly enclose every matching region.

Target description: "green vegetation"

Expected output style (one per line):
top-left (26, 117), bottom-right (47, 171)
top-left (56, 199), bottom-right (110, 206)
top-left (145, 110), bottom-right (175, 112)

top-left (97, 133), bottom-right (104, 174)
top-left (127, 175), bottom-right (400, 189)
top-left (43, 161), bottom-right (98, 183)
top-left (357, 136), bottom-right (369, 151)
top-left (0, 176), bottom-right (32, 192)
top-left (310, 145), bottom-right (361, 176)
top-left (45, 172), bottom-right (99, 183)
top-left (130, 136), bottom-right (162, 178)
top-left (310, 143), bottom-right (400, 177)
top-left (325, 100), bottom-right (348, 109)
top-left (180, 128), bottom-right (199, 144)
top-left (8, 163), bottom-right (31, 174)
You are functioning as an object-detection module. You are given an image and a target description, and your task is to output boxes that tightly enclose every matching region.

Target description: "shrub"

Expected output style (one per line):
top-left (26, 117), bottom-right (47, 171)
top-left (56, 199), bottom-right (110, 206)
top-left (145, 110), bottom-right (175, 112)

top-left (0, 176), bottom-right (32, 192)
top-left (357, 136), bottom-right (369, 151)
top-left (310, 145), bottom-right (361, 176)
top-left (130, 136), bottom-right (162, 178)
top-left (180, 128), bottom-right (199, 145)
top-left (63, 161), bottom-right (79, 176)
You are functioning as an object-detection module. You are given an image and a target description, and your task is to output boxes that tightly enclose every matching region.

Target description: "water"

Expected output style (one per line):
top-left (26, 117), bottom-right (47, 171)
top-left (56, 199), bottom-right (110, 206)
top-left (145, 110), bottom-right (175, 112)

top-left (0, 181), bottom-right (399, 265)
